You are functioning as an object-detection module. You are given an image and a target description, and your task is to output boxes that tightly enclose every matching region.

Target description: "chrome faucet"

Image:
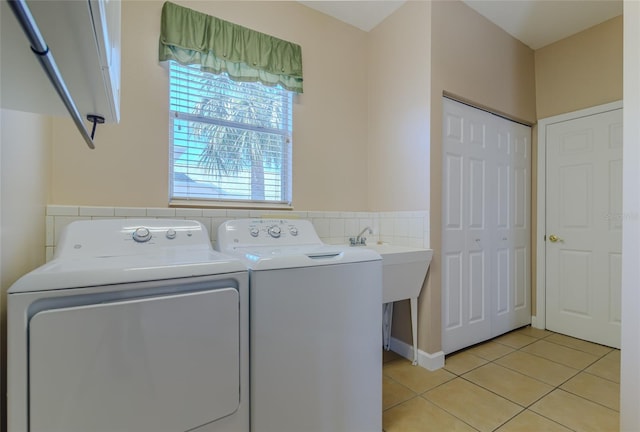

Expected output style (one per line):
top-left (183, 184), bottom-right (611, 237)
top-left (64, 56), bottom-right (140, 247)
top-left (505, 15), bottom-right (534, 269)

top-left (349, 226), bottom-right (372, 246)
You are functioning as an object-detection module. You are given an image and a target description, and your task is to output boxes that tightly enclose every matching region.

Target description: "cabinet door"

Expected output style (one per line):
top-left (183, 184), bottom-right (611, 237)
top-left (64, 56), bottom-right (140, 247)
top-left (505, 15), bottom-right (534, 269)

top-left (442, 98), bottom-right (531, 354)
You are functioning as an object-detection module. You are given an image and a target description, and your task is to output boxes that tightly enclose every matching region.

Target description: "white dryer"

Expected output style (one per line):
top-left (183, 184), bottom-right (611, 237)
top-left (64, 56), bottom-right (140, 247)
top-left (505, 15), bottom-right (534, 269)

top-left (217, 218), bottom-right (382, 432)
top-left (7, 219), bottom-right (249, 432)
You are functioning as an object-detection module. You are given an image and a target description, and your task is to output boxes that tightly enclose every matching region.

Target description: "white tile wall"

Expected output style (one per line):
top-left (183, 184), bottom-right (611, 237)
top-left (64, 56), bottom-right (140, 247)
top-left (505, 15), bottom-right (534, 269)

top-left (45, 206), bottom-right (430, 260)
top-left (114, 207), bottom-right (148, 217)
top-left (79, 207), bottom-right (112, 217)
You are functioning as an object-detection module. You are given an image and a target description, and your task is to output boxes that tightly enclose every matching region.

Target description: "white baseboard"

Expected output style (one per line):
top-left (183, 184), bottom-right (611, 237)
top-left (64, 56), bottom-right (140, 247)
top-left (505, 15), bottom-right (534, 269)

top-left (531, 315), bottom-right (544, 330)
top-left (389, 337), bottom-right (445, 371)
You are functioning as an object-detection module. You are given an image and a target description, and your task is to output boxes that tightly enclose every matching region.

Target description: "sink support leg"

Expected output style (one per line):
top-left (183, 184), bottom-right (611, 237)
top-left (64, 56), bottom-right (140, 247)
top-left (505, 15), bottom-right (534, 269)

top-left (382, 302), bottom-right (393, 351)
top-left (410, 297), bottom-right (418, 366)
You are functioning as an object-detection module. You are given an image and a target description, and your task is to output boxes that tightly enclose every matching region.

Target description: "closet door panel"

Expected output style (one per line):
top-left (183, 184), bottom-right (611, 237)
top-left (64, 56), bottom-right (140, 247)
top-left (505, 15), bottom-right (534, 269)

top-left (496, 247), bottom-right (510, 316)
top-left (443, 98), bottom-right (531, 353)
top-left (443, 252), bottom-right (464, 330)
top-left (442, 99), bottom-right (493, 353)
top-left (468, 250), bottom-right (487, 324)
top-left (511, 125), bottom-right (532, 328)
top-left (494, 127), bottom-right (513, 327)
top-left (493, 123), bottom-right (531, 335)
top-left (514, 246), bottom-right (528, 310)
top-left (444, 155), bottom-right (464, 229)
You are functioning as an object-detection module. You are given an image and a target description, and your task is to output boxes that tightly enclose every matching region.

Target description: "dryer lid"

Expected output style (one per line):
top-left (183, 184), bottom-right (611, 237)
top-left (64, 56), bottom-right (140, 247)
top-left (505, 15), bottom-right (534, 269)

top-left (9, 219), bottom-right (245, 293)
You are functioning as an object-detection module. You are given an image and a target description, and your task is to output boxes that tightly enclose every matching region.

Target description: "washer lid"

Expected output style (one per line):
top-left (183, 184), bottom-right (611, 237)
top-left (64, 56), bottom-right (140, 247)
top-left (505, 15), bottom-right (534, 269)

top-left (9, 219), bottom-right (245, 294)
top-left (217, 218), bottom-right (324, 252)
top-left (217, 218), bottom-right (380, 270)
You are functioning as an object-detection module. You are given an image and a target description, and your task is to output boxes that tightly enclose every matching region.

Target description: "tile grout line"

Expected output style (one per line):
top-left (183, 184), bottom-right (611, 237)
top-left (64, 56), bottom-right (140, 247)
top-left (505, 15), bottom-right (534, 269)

top-left (457, 374), bottom-right (535, 409)
top-left (418, 395), bottom-right (484, 432)
top-left (553, 387), bottom-right (621, 413)
top-left (489, 407), bottom-right (529, 432)
top-left (486, 342), bottom-right (622, 414)
top-left (417, 391), bottom-right (493, 432)
top-left (514, 408), bottom-right (581, 432)
top-left (383, 327), bottom-right (620, 431)
top-left (581, 368), bottom-right (621, 385)
top-left (479, 331), bottom-right (620, 427)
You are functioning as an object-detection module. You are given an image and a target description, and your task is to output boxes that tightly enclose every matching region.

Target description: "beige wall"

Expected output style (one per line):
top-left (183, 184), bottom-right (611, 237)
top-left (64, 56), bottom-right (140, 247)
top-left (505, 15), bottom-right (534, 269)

top-left (0, 109), bottom-right (52, 429)
top-left (367, 1), bottom-right (431, 212)
top-left (535, 16), bottom-right (623, 120)
top-left (51, 1), bottom-right (370, 211)
top-left (366, 0), bottom-right (435, 357)
top-left (409, 0), bottom-right (536, 354)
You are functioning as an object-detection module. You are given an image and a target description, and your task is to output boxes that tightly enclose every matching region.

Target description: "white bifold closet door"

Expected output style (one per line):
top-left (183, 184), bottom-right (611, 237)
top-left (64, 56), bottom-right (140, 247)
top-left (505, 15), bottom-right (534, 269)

top-left (442, 97), bottom-right (531, 354)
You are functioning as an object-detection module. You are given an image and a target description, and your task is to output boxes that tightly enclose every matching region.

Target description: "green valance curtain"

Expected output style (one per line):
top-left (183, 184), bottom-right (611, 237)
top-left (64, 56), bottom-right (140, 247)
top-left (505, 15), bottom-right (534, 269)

top-left (159, 1), bottom-right (303, 93)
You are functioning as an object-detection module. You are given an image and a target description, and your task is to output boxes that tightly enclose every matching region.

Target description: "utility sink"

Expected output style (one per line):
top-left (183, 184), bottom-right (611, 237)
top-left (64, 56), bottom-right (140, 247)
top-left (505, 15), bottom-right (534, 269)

top-left (364, 243), bottom-right (433, 365)
top-left (365, 244), bottom-right (433, 303)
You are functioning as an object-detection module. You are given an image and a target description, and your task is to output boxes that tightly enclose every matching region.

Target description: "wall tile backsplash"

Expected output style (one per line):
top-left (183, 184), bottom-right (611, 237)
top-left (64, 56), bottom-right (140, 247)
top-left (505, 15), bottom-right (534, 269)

top-left (45, 205), bottom-right (430, 261)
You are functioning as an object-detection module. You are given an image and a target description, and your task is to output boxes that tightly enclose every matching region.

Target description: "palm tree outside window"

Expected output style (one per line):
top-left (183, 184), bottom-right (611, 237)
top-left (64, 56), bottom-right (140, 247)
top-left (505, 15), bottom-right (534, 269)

top-left (169, 61), bottom-right (293, 205)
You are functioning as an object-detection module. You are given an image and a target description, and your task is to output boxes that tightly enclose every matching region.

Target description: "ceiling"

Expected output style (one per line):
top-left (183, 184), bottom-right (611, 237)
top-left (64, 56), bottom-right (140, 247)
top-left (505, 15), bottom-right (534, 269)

top-left (297, 0), bottom-right (623, 50)
top-left (297, 1), bottom-right (407, 32)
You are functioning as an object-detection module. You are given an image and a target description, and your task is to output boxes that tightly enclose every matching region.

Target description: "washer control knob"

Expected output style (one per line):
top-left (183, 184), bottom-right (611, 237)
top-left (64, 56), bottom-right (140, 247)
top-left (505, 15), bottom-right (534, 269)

top-left (166, 228), bottom-right (177, 240)
top-left (268, 225), bottom-right (282, 238)
top-left (289, 226), bottom-right (299, 236)
top-left (249, 227), bottom-right (260, 237)
top-left (132, 227), bottom-right (151, 243)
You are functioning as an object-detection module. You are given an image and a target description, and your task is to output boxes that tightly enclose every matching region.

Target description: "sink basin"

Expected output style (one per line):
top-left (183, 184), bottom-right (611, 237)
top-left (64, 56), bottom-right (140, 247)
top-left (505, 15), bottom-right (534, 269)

top-left (364, 244), bottom-right (433, 303)
top-left (363, 243), bottom-right (433, 365)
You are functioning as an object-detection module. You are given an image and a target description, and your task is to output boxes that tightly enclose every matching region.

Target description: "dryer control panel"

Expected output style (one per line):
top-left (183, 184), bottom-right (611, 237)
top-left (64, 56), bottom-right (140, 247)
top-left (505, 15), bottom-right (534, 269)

top-left (55, 219), bottom-right (212, 259)
top-left (217, 219), bottom-right (322, 251)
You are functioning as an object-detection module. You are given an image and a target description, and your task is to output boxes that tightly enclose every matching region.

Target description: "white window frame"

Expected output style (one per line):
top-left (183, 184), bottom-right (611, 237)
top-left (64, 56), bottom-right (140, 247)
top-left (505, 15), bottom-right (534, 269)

top-left (168, 61), bottom-right (293, 208)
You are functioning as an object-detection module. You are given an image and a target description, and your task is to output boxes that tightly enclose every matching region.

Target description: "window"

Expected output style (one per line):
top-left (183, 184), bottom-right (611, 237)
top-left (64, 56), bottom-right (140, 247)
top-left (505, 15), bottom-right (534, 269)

top-left (169, 61), bottom-right (293, 205)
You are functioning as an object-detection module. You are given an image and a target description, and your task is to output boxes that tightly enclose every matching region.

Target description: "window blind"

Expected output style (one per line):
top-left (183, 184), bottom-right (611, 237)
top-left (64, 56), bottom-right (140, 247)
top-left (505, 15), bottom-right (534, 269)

top-left (169, 61), bottom-right (293, 204)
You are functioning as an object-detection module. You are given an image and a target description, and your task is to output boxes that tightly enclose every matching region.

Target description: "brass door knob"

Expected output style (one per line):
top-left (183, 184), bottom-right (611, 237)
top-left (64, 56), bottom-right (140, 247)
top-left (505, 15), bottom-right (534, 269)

top-left (549, 234), bottom-right (561, 243)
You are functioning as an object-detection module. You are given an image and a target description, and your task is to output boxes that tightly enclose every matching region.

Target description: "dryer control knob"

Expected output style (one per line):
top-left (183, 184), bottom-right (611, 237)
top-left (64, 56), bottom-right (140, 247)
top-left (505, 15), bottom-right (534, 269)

top-left (133, 227), bottom-right (152, 243)
top-left (289, 226), bottom-right (298, 236)
top-left (268, 225), bottom-right (282, 238)
top-left (249, 227), bottom-right (260, 237)
top-left (166, 229), bottom-right (177, 239)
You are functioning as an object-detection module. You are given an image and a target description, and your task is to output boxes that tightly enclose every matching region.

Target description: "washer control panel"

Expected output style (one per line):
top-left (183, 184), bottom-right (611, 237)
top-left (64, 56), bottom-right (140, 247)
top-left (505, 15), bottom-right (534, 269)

top-left (217, 219), bottom-right (322, 251)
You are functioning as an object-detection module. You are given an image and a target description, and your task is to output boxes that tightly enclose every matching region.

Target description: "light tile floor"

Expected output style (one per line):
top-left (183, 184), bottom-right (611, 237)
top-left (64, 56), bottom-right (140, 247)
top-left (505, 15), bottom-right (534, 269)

top-left (383, 326), bottom-right (620, 432)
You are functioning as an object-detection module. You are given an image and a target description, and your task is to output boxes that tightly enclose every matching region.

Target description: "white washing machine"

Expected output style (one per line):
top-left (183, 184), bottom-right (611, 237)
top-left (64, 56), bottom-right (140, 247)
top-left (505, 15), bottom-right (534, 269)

top-left (217, 218), bottom-right (382, 432)
top-left (7, 219), bottom-right (249, 432)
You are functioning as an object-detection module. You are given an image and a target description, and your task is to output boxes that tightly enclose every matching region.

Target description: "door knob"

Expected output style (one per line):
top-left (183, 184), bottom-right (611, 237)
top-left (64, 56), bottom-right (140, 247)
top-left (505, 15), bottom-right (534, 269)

top-left (548, 234), bottom-right (562, 243)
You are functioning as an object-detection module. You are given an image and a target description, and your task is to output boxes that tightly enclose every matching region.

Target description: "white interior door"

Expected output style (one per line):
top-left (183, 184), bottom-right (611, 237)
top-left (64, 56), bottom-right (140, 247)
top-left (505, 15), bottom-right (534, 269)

top-left (442, 98), bottom-right (531, 354)
top-left (545, 108), bottom-right (622, 348)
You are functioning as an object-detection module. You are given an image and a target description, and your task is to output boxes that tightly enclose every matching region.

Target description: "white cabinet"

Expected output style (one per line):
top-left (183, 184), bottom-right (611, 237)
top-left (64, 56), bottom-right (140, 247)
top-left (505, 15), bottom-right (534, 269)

top-left (441, 97), bottom-right (531, 354)
top-left (0, 0), bottom-right (121, 123)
